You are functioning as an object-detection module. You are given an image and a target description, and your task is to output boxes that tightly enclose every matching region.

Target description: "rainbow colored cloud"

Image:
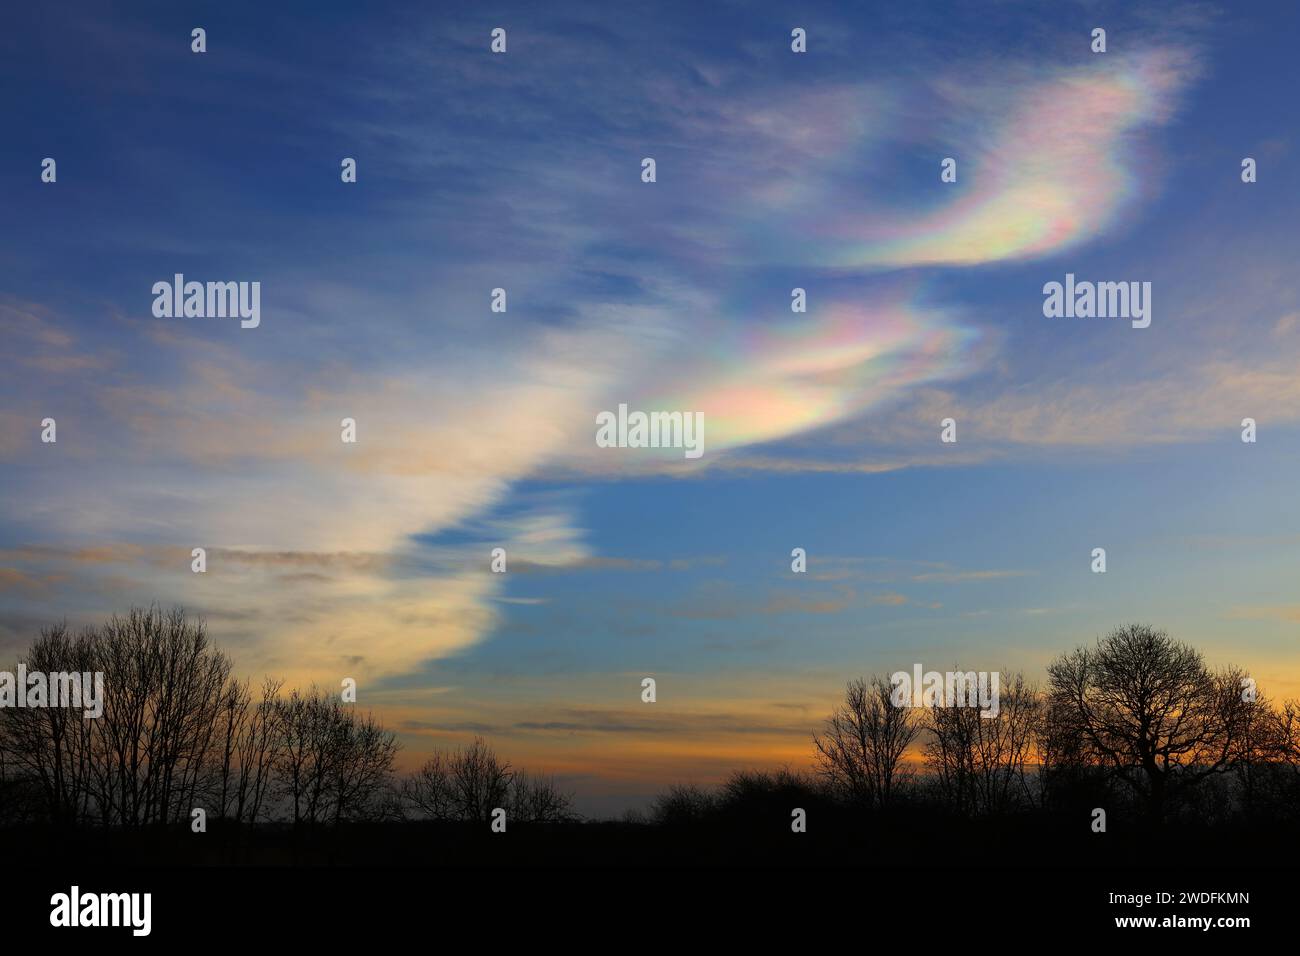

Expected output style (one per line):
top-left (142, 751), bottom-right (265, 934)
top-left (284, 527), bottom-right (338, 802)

top-left (636, 288), bottom-right (981, 456)
top-left (612, 48), bottom-right (1196, 461)
top-left (736, 49), bottom-right (1195, 269)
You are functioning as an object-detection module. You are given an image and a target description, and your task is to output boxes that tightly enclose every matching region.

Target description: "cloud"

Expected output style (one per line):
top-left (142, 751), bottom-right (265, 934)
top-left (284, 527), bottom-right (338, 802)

top-left (638, 291), bottom-right (982, 456)
top-left (508, 707), bottom-right (813, 739)
top-left (730, 49), bottom-right (1197, 269)
top-left (0, 22), bottom-right (1212, 691)
top-left (0, 568), bottom-right (60, 592)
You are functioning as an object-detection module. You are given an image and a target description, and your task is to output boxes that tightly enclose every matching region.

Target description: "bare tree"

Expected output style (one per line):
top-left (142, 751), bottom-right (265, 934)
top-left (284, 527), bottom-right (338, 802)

top-left (0, 624), bottom-right (98, 826)
top-left (1038, 688), bottom-right (1111, 810)
top-left (1232, 698), bottom-right (1300, 822)
top-left (272, 686), bottom-right (398, 826)
top-left (1228, 689), bottom-right (1285, 817)
top-left (213, 678), bottom-right (251, 821)
top-left (401, 751), bottom-right (457, 820)
top-left (924, 693), bottom-right (980, 815)
top-left (403, 739), bottom-right (573, 824)
top-left (87, 607), bottom-right (232, 827)
top-left (813, 675), bottom-right (920, 809)
top-left (507, 771), bottom-right (577, 824)
top-left (650, 783), bottom-right (717, 826)
top-left (920, 672), bottom-right (1043, 817)
top-left (330, 709), bottom-right (399, 823)
top-left (3, 608), bottom-right (412, 830)
top-left (1047, 624), bottom-right (1249, 824)
top-left (972, 673), bottom-right (1039, 813)
top-left (448, 737), bottom-right (513, 823)
top-left (229, 677), bottom-right (283, 824)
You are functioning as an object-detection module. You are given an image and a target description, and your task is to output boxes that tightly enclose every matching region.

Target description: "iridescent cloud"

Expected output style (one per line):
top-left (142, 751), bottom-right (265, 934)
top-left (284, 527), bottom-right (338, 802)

top-left (630, 288), bottom-right (981, 457)
top-left (736, 49), bottom-right (1196, 269)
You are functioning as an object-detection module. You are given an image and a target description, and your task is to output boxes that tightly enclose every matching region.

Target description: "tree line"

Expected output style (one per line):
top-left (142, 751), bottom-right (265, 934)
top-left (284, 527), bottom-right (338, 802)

top-left (4, 611), bottom-right (1298, 834)
top-left (651, 624), bottom-right (1300, 829)
top-left (0, 607), bottom-right (574, 829)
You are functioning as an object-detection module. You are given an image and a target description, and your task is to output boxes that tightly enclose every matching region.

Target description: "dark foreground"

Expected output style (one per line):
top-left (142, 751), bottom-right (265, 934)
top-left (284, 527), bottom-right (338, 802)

top-left (4, 816), bottom-right (1292, 941)
top-left (4, 806), bottom-right (1296, 866)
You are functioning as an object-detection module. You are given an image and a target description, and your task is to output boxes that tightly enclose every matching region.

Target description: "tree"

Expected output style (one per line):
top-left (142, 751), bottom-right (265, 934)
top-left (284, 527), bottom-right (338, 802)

top-left (2, 607), bottom-right (405, 830)
top-left (924, 692), bottom-right (979, 815)
top-left (1234, 697), bottom-right (1300, 823)
top-left (1038, 688), bottom-right (1112, 812)
top-left (1047, 624), bottom-right (1249, 824)
top-left (649, 783), bottom-right (717, 827)
top-left (91, 606), bottom-right (233, 827)
top-left (272, 686), bottom-right (398, 826)
top-left (924, 672), bottom-right (1040, 816)
top-left (448, 737), bottom-right (513, 823)
top-left (0, 608), bottom-right (235, 828)
top-left (813, 675), bottom-right (919, 809)
top-left (401, 751), bottom-right (457, 820)
top-left (330, 707), bottom-right (400, 823)
top-left (402, 738), bottom-right (572, 824)
top-left (224, 677), bottom-right (283, 824)
top-left (507, 771), bottom-right (577, 824)
top-left (0, 623), bottom-right (98, 826)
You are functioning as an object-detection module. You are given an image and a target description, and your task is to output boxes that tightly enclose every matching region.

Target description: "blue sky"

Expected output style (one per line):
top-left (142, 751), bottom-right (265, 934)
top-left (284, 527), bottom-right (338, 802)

top-left (2, 1), bottom-right (1298, 815)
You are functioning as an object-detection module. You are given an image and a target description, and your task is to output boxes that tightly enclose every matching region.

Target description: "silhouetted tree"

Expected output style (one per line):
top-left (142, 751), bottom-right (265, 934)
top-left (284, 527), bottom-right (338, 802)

top-left (1047, 624), bottom-right (1249, 824)
top-left (402, 738), bottom-right (572, 823)
top-left (1038, 689), bottom-right (1113, 813)
top-left (448, 737), bottom-right (513, 823)
top-left (507, 771), bottom-right (578, 824)
top-left (402, 751), bottom-right (456, 820)
top-left (813, 675), bottom-right (919, 809)
top-left (924, 691), bottom-right (980, 815)
top-left (0, 623), bottom-right (99, 826)
top-left (220, 677), bottom-right (282, 824)
top-left (717, 766), bottom-right (831, 828)
top-left (2, 607), bottom-right (406, 831)
top-left (974, 672), bottom-right (1040, 814)
top-left (272, 686), bottom-right (398, 826)
top-left (650, 783), bottom-right (717, 827)
top-left (1228, 689), bottom-right (1284, 818)
top-left (1238, 698), bottom-right (1300, 823)
top-left (92, 607), bottom-right (233, 826)
top-left (330, 708), bottom-right (400, 823)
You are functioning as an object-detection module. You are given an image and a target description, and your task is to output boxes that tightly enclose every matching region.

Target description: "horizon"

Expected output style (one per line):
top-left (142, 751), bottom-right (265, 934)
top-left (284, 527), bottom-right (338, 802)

top-left (0, 608), bottom-right (1277, 819)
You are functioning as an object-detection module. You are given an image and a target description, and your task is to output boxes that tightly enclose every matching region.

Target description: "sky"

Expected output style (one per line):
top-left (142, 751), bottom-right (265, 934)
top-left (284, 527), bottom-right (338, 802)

top-left (2, 0), bottom-right (1298, 817)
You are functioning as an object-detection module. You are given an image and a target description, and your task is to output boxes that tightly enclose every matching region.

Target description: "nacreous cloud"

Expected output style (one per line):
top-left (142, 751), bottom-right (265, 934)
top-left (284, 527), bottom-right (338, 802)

top-left (735, 48), bottom-right (1196, 269)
